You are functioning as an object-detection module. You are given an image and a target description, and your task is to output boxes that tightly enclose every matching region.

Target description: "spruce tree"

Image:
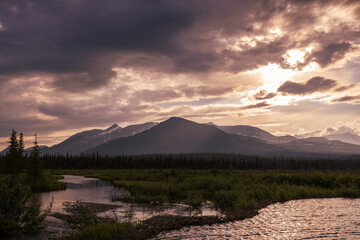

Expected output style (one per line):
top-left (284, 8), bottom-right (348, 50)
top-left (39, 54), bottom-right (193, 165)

top-left (4, 129), bottom-right (21, 176)
top-left (19, 132), bottom-right (25, 169)
top-left (27, 134), bottom-right (43, 183)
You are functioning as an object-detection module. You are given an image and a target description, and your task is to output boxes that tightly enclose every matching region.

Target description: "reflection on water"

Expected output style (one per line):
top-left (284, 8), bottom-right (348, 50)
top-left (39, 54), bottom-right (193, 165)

top-left (39, 175), bottom-right (220, 221)
top-left (99, 202), bottom-right (221, 222)
top-left (154, 198), bottom-right (360, 240)
top-left (36, 177), bottom-right (360, 240)
top-left (39, 175), bottom-right (128, 213)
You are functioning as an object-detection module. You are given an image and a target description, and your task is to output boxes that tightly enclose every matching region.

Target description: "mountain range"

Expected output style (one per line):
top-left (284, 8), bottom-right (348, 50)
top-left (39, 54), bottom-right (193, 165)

top-left (86, 117), bottom-right (282, 156)
top-left (323, 132), bottom-right (360, 146)
top-left (42, 122), bottom-right (157, 155)
top-left (1, 117), bottom-right (360, 157)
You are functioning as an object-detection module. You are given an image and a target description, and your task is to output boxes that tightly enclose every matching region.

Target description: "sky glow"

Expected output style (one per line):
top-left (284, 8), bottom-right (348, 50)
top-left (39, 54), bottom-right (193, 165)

top-left (0, 0), bottom-right (359, 149)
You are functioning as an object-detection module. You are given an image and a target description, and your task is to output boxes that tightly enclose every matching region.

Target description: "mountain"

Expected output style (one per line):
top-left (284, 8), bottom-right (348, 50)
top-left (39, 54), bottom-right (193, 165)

top-left (86, 117), bottom-right (282, 156)
top-left (0, 145), bottom-right (49, 156)
top-left (214, 124), bottom-right (297, 144)
top-left (86, 117), bottom-right (360, 157)
top-left (0, 148), bottom-right (8, 156)
top-left (280, 137), bottom-right (360, 156)
top-left (324, 132), bottom-right (360, 146)
top-left (218, 125), bottom-right (275, 140)
top-left (44, 122), bottom-right (157, 154)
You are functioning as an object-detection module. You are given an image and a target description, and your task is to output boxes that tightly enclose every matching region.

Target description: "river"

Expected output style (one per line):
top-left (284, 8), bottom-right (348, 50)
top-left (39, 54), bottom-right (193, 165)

top-left (34, 175), bottom-right (219, 239)
top-left (154, 198), bottom-right (360, 239)
top-left (31, 175), bottom-right (360, 239)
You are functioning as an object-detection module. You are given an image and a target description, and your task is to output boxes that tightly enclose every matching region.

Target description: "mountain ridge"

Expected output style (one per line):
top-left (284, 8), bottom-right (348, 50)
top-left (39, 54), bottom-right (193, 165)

top-left (85, 117), bottom-right (282, 156)
top-left (43, 122), bottom-right (158, 154)
top-left (1, 117), bottom-right (360, 157)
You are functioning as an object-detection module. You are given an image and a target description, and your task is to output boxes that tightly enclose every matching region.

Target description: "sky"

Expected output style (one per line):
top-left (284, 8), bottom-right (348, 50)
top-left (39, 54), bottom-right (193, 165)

top-left (0, 0), bottom-right (360, 149)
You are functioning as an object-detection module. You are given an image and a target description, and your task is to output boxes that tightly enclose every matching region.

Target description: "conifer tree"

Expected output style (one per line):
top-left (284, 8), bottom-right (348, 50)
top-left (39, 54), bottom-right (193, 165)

top-left (19, 132), bottom-right (25, 168)
top-left (27, 134), bottom-right (43, 183)
top-left (4, 129), bottom-right (21, 176)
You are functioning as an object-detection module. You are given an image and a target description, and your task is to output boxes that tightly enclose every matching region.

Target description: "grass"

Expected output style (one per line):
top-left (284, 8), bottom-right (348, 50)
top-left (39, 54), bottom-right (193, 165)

top-left (51, 169), bottom-right (360, 239)
top-left (54, 169), bottom-right (360, 213)
top-left (61, 200), bottom-right (138, 240)
top-left (65, 221), bottom-right (137, 240)
top-left (29, 172), bottom-right (67, 192)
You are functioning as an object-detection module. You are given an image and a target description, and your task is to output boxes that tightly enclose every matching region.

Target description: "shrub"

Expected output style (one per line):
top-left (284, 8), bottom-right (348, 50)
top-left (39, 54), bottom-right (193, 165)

top-left (66, 222), bottom-right (136, 240)
top-left (63, 201), bottom-right (99, 230)
top-left (0, 218), bottom-right (22, 238)
top-left (213, 190), bottom-right (238, 210)
top-left (0, 176), bottom-right (52, 235)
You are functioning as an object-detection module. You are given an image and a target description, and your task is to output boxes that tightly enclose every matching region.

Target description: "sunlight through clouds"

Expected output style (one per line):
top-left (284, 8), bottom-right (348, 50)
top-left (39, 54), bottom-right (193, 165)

top-left (0, 0), bottom-right (359, 149)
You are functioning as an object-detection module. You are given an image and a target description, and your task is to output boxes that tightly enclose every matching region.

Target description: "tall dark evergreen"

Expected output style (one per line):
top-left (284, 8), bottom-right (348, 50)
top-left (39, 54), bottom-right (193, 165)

top-left (27, 134), bottom-right (43, 183)
top-left (19, 132), bottom-right (26, 168)
top-left (4, 129), bottom-right (22, 176)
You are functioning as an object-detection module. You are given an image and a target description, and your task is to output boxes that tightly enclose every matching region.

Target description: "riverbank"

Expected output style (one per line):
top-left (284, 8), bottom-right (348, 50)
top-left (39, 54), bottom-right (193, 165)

top-left (114, 200), bottom-right (271, 240)
top-left (53, 169), bottom-right (360, 239)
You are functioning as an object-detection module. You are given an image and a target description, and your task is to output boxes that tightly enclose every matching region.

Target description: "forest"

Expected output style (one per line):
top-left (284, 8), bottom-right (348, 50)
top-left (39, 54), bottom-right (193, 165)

top-left (39, 152), bottom-right (360, 170)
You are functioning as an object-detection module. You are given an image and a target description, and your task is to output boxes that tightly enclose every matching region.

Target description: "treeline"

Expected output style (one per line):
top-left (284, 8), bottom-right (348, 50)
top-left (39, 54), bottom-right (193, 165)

top-left (31, 153), bottom-right (360, 170)
top-left (0, 130), bottom-right (65, 238)
top-left (0, 130), bottom-right (43, 182)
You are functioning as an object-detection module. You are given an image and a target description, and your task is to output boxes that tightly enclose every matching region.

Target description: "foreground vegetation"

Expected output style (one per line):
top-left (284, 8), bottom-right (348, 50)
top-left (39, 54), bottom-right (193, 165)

top-left (55, 169), bottom-right (360, 213)
top-left (60, 201), bottom-right (138, 240)
top-left (0, 130), bottom-right (66, 238)
top-left (53, 168), bottom-right (360, 239)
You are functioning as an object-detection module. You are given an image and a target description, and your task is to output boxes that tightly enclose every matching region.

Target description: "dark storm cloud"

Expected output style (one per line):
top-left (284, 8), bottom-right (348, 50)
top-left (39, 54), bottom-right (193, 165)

top-left (252, 90), bottom-right (277, 100)
top-left (0, 0), bottom-right (357, 92)
top-left (332, 95), bottom-right (360, 102)
top-left (304, 42), bottom-right (352, 68)
top-left (0, 0), bottom-right (197, 90)
top-left (277, 76), bottom-right (337, 95)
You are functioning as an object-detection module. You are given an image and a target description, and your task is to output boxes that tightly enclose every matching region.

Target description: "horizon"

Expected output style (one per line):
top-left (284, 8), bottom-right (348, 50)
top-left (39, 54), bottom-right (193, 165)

top-left (1, 0), bottom-right (359, 150)
top-left (1, 116), bottom-right (359, 151)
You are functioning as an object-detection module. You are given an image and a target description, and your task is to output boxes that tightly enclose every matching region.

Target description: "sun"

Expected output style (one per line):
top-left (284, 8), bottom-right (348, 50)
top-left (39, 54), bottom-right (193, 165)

top-left (285, 49), bottom-right (306, 67)
top-left (249, 63), bottom-right (297, 92)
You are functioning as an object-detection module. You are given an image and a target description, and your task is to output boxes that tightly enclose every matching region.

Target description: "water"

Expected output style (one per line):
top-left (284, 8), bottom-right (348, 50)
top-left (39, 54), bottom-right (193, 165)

top-left (39, 175), bottom-right (127, 213)
top-left (34, 175), bottom-right (220, 239)
top-left (38, 176), bottom-right (360, 239)
top-left (154, 198), bottom-right (360, 240)
top-left (39, 175), bottom-right (219, 221)
top-left (32, 175), bottom-right (129, 239)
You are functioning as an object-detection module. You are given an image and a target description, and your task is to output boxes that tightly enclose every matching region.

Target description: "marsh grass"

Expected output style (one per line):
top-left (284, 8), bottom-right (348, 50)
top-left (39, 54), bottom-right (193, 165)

top-left (30, 173), bottom-right (67, 192)
top-left (62, 200), bottom-right (138, 240)
top-left (65, 222), bottom-right (136, 240)
top-left (54, 169), bottom-right (360, 213)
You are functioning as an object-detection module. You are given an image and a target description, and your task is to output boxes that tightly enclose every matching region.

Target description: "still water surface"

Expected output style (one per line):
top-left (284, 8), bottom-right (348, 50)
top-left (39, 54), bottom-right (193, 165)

top-left (39, 175), bottom-right (218, 221)
top-left (38, 176), bottom-right (360, 239)
top-left (154, 198), bottom-right (360, 240)
top-left (40, 175), bottom-right (127, 213)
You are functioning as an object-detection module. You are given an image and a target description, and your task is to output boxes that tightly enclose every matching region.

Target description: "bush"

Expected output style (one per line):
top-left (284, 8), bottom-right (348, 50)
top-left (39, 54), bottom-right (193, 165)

top-left (0, 218), bottom-right (22, 238)
top-left (0, 176), bottom-right (52, 235)
top-left (184, 193), bottom-right (203, 216)
top-left (63, 201), bottom-right (99, 230)
top-left (63, 201), bottom-right (136, 240)
top-left (213, 190), bottom-right (238, 210)
top-left (30, 174), bottom-right (67, 192)
top-left (66, 222), bottom-right (136, 240)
